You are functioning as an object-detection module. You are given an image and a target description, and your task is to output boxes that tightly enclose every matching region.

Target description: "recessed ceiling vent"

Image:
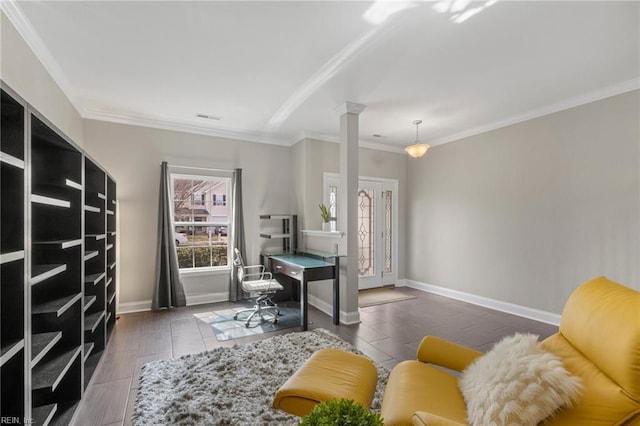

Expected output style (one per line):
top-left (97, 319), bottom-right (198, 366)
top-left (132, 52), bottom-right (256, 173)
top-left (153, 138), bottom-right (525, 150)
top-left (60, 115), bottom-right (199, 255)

top-left (196, 113), bottom-right (222, 120)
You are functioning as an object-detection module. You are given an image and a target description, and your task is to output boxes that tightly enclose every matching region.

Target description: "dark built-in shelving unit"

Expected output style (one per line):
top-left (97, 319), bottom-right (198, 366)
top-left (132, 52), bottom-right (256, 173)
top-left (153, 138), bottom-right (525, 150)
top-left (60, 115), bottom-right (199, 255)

top-left (1, 84), bottom-right (27, 424)
top-left (1, 82), bottom-right (117, 425)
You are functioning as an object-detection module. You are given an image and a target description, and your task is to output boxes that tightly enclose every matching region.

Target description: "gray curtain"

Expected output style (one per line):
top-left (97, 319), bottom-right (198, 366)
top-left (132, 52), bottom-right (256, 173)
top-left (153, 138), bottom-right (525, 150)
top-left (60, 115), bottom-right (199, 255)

top-left (152, 161), bottom-right (186, 310)
top-left (229, 168), bottom-right (247, 301)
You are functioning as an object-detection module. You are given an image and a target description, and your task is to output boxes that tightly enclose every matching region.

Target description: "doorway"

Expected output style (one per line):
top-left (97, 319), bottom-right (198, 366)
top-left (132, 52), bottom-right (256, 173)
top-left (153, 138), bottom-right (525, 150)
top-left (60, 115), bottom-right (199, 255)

top-left (323, 174), bottom-right (398, 290)
top-left (357, 179), bottom-right (397, 290)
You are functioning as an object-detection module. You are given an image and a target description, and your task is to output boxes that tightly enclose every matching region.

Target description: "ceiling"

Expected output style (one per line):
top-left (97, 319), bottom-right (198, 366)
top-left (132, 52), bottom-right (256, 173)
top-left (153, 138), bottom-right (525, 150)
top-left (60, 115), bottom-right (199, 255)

top-left (5, 1), bottom-right (639, 152)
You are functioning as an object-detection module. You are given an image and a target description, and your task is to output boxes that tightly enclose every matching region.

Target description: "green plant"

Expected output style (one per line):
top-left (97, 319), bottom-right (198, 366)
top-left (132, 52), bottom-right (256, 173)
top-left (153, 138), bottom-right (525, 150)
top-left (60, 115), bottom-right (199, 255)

top-left (319, 204), bottom-right (331, 223)
top-left (300, 399), bottom-right (383, 426)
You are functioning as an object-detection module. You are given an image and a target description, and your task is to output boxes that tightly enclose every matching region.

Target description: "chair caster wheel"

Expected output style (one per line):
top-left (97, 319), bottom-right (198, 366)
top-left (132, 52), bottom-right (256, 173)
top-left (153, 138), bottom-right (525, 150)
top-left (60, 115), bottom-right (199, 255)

top-left (233, 314), bottom-right (238, 320)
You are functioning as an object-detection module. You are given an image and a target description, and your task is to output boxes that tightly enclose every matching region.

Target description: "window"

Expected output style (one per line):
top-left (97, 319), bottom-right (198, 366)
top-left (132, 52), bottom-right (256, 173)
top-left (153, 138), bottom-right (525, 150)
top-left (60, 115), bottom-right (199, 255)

top-left (323, 173), bottom-right (340, 232)
top-left (193, 192), bottom-right (205, 205)
top-left (171, 173), bottom-right (231, 270)
top-left (213, 194), bottom-right (227, 206)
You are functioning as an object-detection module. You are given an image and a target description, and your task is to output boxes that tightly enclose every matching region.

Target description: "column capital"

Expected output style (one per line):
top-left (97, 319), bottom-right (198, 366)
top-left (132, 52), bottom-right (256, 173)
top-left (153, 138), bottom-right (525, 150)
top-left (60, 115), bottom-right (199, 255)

top-left (336, 102), bottom-right (366, 116)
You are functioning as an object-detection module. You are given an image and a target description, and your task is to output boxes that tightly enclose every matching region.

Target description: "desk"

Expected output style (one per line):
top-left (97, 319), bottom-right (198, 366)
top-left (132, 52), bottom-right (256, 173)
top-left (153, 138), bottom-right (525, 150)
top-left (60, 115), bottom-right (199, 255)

top-left (263, 251), bottom-right (340, 331)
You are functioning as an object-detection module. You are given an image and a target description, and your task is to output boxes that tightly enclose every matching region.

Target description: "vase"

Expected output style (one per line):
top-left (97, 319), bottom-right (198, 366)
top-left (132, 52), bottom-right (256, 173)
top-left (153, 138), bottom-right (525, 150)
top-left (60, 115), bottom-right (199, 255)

top-left (322, 222), bottom-right (331, 232)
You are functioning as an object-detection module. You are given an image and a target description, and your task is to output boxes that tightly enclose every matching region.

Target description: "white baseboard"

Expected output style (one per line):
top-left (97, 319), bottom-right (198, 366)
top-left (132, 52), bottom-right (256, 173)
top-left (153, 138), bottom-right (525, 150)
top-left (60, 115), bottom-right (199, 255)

top-left (186, 292), bottom-right (229, 306)
top-left (308, 294), bottom-right (360, 325)
top-left (398, 279), bottom-right (561, 326)
top-left (117, 300), bottom-right (152, 314)
top-left (117, 292), bottom-right (230, 314)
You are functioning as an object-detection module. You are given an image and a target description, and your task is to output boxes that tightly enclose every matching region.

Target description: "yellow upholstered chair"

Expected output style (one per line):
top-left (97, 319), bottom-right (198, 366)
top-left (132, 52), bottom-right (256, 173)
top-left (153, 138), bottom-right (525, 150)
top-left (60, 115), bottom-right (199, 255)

top-left (381, 277), bottom-right (640, 426)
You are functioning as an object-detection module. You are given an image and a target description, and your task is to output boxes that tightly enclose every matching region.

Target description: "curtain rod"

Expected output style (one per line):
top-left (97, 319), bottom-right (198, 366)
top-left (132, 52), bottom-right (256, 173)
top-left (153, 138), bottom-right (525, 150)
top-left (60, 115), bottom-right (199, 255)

top-left (166, 164), bottom-right (236, 173)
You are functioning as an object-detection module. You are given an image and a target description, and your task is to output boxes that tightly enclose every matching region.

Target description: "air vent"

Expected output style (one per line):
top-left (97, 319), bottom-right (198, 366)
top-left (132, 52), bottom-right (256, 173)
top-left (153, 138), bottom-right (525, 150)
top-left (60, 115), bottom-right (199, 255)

top-left (196, 114), bottom-right (222, 120)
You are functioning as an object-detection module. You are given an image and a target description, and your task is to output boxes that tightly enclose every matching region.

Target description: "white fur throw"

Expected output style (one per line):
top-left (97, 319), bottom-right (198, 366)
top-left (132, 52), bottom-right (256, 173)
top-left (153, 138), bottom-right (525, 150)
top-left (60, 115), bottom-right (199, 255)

top-left (458, 333), bottom-right (581, 426)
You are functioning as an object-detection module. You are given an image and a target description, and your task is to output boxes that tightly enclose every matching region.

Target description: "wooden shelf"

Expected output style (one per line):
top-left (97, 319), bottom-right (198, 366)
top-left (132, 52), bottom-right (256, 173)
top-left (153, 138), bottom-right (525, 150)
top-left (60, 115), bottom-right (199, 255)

top-left (0, 151), bottom-right (25, 169)
top-left (32, 403), bottom-right (57, 426)
top-left (32, 293), bottom-right (81, 317)
top-left (83, 343), bottom-right (94, 362)
top-left (84, 205), bottom-right (100, 213)
top-left (97, 193), bottom-right (106, 200)
top-left (33, 239), bottom-right (82, 249)
top-left (31, 332), bottom-right (63, 368)
top-left (84, 311), bottom-right (105, 334)
top-left (260, 233), bottom-right (291, 239)
top-left (64, 179), bottom-right (82, 191)
top-left (84, 250), bottom-right (99, 261)
top-left (259, 214), bottom-right (293, 220)
top-left (31, 264), bottom-right (66, 286)
top-left (108, 292), bottom-right (116, 305)
top-left (0, 339), bottom-right (24, 367)
top-left (86, 234), bottom-right (106, 240)
top-left (83, 295), bottom-right (97, 312)
top-left (31, 346), bottom-right (81, 392)
top-left (105, 277), bottom-right (113, 288)
top-left (0, 250), bottom-right (24, 265)
top-left (49, 401), bottom-right (79, 426)
top-left (31, 194), bottom-right (71, 208)
top-left (108, 262), bottom-right (116, 270)
top-left (106, 243), bottom-right (114, 251)
top-left (84, 272), bottom-right (106, 286)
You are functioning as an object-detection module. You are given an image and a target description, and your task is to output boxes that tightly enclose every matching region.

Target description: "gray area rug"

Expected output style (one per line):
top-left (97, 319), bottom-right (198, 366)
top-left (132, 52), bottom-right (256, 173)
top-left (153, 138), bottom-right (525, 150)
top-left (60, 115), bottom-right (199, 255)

top-left (208, 301), bottom-right (301, 341)
top-left (134, 328), bottom-right (390, 425)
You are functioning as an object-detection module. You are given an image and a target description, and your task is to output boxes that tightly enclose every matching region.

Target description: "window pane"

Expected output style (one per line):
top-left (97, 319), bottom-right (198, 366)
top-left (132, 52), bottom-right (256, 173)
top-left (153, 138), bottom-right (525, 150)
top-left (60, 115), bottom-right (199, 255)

top-left (173, 178), bottom-right (193, 222)
top-left (329, 185), bottom-right (337, 232)
top-left (174, 224), bottom-right (228, 269)
top-left (177, 247), bottom-right (194, 269)
top-left (358, 188), bottom-right (375, 277)
top-left (384, 190), bottom-right (393, 274)
top-left (171, 173), bottom-right (231, 270)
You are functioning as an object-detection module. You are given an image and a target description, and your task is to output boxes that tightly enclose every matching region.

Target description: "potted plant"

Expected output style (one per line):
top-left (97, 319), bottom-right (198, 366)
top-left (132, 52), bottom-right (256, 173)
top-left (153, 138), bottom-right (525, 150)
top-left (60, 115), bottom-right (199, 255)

top-left (300, 398), bottom-right (383, 426)
top-left (319, 204), bottom-right (331, 231)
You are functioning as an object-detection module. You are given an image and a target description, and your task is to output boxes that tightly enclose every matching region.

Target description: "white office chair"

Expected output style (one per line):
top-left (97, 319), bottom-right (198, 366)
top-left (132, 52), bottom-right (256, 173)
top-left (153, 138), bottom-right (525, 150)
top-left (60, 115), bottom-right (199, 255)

top-left (232, 248), bottom-right (284, 327)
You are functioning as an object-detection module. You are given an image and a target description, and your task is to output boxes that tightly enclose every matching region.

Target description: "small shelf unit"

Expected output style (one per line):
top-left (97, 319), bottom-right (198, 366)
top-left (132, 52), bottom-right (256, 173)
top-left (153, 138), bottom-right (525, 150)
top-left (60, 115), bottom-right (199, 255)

top-left (259, 214), bottom-right (298, 253)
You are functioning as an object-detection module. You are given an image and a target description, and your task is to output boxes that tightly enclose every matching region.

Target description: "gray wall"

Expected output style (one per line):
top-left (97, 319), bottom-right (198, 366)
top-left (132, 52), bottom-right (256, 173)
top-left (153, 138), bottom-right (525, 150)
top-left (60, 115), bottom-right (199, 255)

top-left (290, 138), bottom-right (408, 320)
top-left (407, 90), bottom-right (640, 314)
top-left (83, 119), bottom-right (293, 309)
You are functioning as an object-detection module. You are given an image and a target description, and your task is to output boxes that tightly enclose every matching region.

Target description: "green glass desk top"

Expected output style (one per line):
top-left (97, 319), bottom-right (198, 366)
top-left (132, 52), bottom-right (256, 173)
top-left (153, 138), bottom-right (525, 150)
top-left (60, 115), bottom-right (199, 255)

top-left (269, 254), bottom-right (333, 269)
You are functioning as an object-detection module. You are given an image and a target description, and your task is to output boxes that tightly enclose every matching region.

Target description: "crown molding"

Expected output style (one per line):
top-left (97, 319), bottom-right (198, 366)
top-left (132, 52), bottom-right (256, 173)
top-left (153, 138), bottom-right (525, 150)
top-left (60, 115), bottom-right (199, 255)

top-left (336, 102), bottom-right (366, 116)
top-left (83, 110), bottom-right (292, 147)
top-left (2, 2), bottom-right (81, 109)
top-left (428, 78), bottom-right (640, 146)
top-left (295, 131), bottom-right (407, 154)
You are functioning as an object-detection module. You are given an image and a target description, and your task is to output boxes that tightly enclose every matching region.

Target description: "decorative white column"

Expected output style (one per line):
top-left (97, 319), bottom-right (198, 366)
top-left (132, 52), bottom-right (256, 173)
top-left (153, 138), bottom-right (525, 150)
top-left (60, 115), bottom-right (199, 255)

top-left (337, 102), bottom-right (365, 324)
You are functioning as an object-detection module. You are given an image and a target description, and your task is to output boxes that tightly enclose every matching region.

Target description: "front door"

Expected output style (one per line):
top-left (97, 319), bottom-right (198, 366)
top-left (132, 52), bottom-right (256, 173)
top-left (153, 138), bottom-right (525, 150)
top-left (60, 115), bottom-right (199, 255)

top-left (357, 179), bottom-right (397, 290)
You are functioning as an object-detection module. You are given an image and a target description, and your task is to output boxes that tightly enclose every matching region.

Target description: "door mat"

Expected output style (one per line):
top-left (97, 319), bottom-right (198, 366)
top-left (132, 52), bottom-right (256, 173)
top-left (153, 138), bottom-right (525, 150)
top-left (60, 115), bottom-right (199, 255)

top-left (358, 287), bottom-right (416, 307)
top-left (207, 301), bottom-right (301, 341)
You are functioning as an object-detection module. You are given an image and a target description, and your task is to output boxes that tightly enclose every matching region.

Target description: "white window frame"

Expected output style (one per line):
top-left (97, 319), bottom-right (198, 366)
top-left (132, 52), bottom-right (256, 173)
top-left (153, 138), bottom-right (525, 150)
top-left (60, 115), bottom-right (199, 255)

top-left (169, 167), bottom-right (233, 272)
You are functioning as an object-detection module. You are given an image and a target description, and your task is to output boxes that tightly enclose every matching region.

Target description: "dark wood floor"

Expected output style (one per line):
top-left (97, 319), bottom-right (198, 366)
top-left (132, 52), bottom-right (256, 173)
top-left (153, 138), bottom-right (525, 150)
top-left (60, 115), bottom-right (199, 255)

top-left (72, 287), bottom-right (558, 425)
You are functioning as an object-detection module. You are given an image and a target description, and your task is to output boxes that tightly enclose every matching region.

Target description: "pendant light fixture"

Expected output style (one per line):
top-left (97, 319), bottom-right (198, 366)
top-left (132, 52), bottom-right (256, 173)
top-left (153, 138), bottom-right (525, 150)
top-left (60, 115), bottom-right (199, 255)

top-left (405, 120), bottom-right (430, 158)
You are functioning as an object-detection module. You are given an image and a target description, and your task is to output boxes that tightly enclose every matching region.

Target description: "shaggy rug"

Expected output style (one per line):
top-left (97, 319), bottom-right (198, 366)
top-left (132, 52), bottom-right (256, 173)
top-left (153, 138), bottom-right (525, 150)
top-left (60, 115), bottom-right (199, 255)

top-left (133, 328), bottom-right (390, 425)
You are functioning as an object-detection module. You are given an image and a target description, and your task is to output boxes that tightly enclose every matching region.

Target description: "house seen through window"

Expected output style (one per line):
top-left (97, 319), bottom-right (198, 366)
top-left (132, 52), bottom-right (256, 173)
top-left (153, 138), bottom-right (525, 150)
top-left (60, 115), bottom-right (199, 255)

top-left (171, 174), bottom-right (231, 269)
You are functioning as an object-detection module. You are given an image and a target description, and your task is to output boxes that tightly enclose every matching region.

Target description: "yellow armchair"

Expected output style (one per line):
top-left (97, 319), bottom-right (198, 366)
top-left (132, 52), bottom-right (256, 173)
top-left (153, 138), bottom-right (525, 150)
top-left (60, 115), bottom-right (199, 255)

top-left (380, 277), bottom-right (640, 426)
